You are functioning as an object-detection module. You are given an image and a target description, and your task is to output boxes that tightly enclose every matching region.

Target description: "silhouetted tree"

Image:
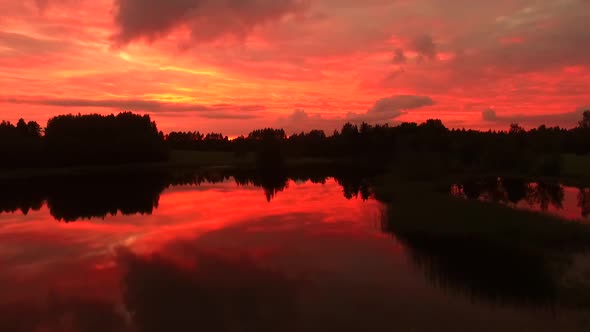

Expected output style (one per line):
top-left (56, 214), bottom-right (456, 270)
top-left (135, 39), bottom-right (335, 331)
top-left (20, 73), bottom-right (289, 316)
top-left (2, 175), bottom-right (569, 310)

top-left (578, 110), bottom-right (590, 129)
top-left (45, 113), bottom-right (168, 166)
top-left (0, 118), bottom-right (43, 168)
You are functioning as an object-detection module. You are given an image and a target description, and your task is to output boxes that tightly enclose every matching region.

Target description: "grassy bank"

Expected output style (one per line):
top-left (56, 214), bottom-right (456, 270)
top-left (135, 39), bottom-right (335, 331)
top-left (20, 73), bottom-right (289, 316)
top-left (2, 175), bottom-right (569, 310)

top-left (373, 173), bottom-right (590, 306)
top-left (0, 150), bottom-right (353, 180)
top-left (0, 150), bottom-right (240, 180)
top-left (562, 154), bottom-right (590, 186)
top-left (374, 173), bottom-right (590, 250)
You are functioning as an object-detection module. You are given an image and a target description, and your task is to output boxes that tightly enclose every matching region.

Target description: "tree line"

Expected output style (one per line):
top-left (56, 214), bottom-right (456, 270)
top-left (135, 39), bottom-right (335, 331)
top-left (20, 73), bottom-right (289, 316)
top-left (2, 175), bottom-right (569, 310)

top-left (0, 112), bottom-right (168, 168)
top-left (1, 111), bottom-right (589, 175)
top-left (166, 110), bottom-right (590, 176)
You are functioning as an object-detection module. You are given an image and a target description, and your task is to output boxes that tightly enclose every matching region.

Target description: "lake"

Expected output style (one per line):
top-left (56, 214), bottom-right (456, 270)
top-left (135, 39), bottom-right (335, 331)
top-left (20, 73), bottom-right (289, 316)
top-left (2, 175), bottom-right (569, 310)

top-left (0, 172), bottom-right (589, 331)
top-left (450, 176), bottom-right (590, 221)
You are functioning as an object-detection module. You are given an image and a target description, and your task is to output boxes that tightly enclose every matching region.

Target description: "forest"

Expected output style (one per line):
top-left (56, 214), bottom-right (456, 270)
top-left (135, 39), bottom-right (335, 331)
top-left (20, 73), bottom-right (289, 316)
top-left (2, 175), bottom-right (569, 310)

top-left (1, 111), bottom-right (590, 178)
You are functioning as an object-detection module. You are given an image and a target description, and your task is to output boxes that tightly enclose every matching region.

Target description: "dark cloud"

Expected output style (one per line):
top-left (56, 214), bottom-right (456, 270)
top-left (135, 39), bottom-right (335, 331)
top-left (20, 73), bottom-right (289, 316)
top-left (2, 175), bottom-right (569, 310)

top-left (392, 48), bottom-right (406, 64)
top-left (367, 95), bottom-right (434, 118)
top-left (277, 95), bottom-right (435, 132)
top-left (1, 97), bottom-right (264, 119)
top-left (111, 0), bottom-right (307, 47)
top-left (277, 109), bottom-right (340, 133)
top-left (411, 34), bottom-right (437, 60)
top-left (481, 106), bottom-right (590, 128)
top-left (447, 1), bottom-right (590, 77)
top-left (482, 108), bottom-right (498, 121)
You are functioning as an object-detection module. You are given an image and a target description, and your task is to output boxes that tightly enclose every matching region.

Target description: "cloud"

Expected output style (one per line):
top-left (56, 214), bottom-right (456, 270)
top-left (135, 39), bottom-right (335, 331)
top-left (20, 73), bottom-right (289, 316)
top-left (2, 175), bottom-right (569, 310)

top-left (277, 95), bottom-right (435, 133)
top-left (411, 34), bottom-right (437, 60)
top-left (366, 95), bottom-right (435, 119)
top-left (392, 48), bottom-right (406, 64)
top-left (481, 106), bottom-right (590, 128)
top-left (110, 0), bottom-right (307, 47)
top-left (287, 109), bottom-right (312, 122)
top-left (448, 1), bottom-right (590, 75)
top-left (482, 108), bottom-right (498, 121)
top-left (277, 109), bottom-right (339, 134)
top-left (1, 97), bottom-right (264, 119)
top-left (0, 31), bottom-right (72, 55)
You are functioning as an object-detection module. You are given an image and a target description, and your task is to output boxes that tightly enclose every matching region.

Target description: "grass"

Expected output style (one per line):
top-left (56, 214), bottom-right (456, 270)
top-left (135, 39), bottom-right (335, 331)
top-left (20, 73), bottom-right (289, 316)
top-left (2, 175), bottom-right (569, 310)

top-left (0, 150), bottom-right (243, 180)
top-left (169, 150), bottom-right (253, 167)
top-left (562, 154), bottom-right (590, 186)
top-left (373, 172), bottom-right (590, 306)
top-left (0, 150), bottom-right (344, 180)
top-left (374, 173), bottom-right (590, 250)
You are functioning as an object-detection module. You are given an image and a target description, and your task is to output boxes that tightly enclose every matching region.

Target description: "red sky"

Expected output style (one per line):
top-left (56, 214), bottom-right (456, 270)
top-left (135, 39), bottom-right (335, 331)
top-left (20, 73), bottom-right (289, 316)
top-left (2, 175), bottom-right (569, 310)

top-left (0, 0), bottom-right (589, 135)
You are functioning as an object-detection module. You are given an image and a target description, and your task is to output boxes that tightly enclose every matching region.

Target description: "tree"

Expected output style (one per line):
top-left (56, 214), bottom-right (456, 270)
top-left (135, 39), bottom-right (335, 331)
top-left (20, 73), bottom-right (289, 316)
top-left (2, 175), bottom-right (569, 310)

top-left (16, 119), bottom-right (27, 135)
top-left (509, 123), bottom-right (525, 135)
top-left (26, 121), bottom-right (42, 137)
top-left (579, 110), bottom-right (590, 129)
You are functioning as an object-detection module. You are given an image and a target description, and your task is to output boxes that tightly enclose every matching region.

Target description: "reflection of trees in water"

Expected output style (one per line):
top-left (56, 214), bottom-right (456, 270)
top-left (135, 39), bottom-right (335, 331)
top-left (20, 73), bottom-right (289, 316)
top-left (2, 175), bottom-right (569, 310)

top-left (501, 177), bottom-right (528, 204)
top-left (234, 170), bottom-right (290, 202)
top-left (0, 178), bottom-right (44, 215)
top-left (0, 172), bottom-right (170, 222)
top-left (381, 215), bottom-right (561, 306)
top-left (46, 173), bottom-right (168, 222)
top-left (578, 189), bottom-right (590, 218)
top-left (118, 249), bottom-right (298, 332)
top-left (454, 177), bottom-right (566, 212)
top-left (0, 248), bottom-right (299, 332)
top-left (0, 169), bottom-right (377, 221)
top-left (526, 182), bottom-right (564, 211)
top-left (333, 173), bottom-right (373, 201)
top-left (401, 237), bottom-right (557, 305)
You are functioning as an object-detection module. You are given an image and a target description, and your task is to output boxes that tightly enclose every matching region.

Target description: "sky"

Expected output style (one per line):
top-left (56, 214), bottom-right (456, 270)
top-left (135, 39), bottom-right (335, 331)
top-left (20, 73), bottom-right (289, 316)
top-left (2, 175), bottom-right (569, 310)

top-left (0, 0), bottom-right (589, 135)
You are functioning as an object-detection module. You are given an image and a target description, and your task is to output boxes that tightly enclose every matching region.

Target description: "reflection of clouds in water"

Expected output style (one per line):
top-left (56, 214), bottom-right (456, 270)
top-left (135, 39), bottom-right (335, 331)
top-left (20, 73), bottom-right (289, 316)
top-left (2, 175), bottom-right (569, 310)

top-left (117, 247), bottom-right (299, 332)
top-left (0, 178), bottom-right (379, 300)
top-left (1, 179), bottom-right (588, 331)
top-left (0, 294), bottom-right (128, 332)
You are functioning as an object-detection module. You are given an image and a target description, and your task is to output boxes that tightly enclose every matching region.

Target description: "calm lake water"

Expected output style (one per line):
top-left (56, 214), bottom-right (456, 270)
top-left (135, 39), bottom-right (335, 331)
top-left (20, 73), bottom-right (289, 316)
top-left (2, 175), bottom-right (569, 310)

top-left (450, 177), bottom-right (590, 221)
top-left (1, 173), bottom-right (589, 331)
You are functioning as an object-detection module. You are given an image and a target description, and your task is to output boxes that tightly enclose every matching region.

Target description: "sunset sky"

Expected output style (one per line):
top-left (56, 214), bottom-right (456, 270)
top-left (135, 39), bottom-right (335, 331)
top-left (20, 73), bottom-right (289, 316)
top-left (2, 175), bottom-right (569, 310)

top-left (1, 0), bottom-right (589, 135)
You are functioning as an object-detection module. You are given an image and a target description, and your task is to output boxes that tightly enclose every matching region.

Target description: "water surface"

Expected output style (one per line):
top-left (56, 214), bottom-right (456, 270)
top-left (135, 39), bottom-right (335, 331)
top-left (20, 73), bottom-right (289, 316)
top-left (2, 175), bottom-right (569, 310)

top-left (450, 177), bottom-right (590, 221)
top-left (1, 173), bottom-right (589, 331)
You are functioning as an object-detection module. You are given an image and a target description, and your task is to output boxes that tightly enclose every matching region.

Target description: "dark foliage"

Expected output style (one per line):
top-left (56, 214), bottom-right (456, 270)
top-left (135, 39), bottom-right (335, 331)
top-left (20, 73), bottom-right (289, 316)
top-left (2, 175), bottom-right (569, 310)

top-left (166, 110), bottom-right (590, 176)
top-left (45, 113), bottom-right (168, 166)
top-left (1, 113), bottom-right (168, 168)
top-left (2, 110), bottom-right (589, 173)
top-left (0, 119), bottom-right (42, 168)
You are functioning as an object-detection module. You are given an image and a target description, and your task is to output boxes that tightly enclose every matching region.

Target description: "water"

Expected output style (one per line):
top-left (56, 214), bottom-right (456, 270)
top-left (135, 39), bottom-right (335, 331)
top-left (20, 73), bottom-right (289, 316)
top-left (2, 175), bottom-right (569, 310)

top-left (0, 172), bottom-right (589, 331)
top-left (450, 177), bottom-right (590, 221)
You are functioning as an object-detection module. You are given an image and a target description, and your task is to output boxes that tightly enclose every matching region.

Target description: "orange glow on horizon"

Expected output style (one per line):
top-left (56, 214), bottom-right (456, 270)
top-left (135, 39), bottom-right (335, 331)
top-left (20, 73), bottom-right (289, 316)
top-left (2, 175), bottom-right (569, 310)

top-left (0, 0), bottom-right (589, 135)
